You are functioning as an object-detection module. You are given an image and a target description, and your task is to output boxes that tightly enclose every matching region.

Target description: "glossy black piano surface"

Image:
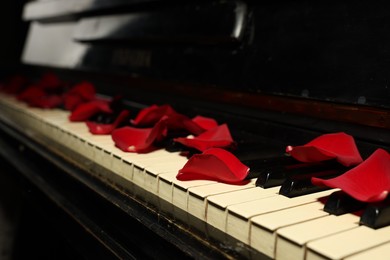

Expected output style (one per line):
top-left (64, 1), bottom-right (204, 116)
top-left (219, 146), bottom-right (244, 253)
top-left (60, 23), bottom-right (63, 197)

top-left (0, 0), bottom-right (390, 259)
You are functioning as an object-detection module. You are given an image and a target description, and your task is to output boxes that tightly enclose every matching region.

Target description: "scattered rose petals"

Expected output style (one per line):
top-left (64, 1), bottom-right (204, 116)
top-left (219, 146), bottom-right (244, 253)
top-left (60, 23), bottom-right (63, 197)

top-left (131, 104), bottom-right (212, 135)
top-left (1, 75), bottom-right (27, 94)
top-left (174, 124), bottom-right (235, 152)
top-left (28, 94), bottom-right (63, 109)
top-left (16, 73), bottom-right (65, 108)
top-left (131, 104), bottom-right (175, 126)
top-left (177, 148), bottom-right (249, 183)
top-left (64, 81), bottom-right (96, 110)
top-left (69, 99), bottom-right (112, 121)
top-left (111, 117), bottom-right (168, 152)
top-left (312, 149), bottom-right (390, 202)
top-left (86, 110), bottom-right (130, 134)
top-left (17, 86), bottom-right (45, 103)
top-left (37, 72), bottom-right (61, 90)
top-left (286, 132), bottom-right (363, 167)
top-left (164, 112), bottom-right (205, 135)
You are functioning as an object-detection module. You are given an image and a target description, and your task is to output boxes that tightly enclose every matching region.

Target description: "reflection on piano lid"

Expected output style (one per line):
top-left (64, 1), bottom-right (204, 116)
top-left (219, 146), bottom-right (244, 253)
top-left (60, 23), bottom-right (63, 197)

top-left (2, 0), bottom-right (390, 259)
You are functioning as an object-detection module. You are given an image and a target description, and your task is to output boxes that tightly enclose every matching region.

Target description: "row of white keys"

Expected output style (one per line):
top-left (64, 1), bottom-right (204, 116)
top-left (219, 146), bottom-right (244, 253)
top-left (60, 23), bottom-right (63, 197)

top-left (275, 212), bottom-right (359, 259)
top-left (130, 152), bottom-right (186, 199)
top-left (187, 180), bottom-right (258, 231)
top-left (143, 160), bottom-right (188, 206)
top-left (306, 224), bottom-right (390, 260)
top-left (225, 189), bottom-right (334, 244)
top-left (6, 95), bottom-right (390, 259)
top-left (345, 241), bottom-right (390, 260)
top-left (251, 201), bottom-right (330, 258)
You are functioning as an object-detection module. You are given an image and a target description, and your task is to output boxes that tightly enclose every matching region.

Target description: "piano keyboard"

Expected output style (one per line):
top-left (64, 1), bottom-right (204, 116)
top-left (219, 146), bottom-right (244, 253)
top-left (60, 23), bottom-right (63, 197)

top-left (1, 93), bottom-right (389, 260)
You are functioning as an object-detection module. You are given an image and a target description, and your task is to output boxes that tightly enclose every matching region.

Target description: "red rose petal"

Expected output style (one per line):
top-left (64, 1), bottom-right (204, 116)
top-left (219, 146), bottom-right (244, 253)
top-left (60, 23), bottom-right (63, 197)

top-left (17, 86), bottom-right (45, 103)
top-left (174, 124), bottom-right (235, 152)
top-left (312, 149), bottom-right (390, 202)
top-left (177, 148), bottom-right (249, 184)
top-left (1, 75), bottom-right (27, 94)
top-left (286, 132), bottom-right (363, 167)
top-left (131, 104), bottom-right (175, 126)
top-left (37, 72), bottom-right (61, 90)
top-left (69, 99), bottom-right (112, 121)
top-left (29, 94), bottom-right (63, 108)
top-left (64, 95), bottom-right (84, 111)
top-left (86, 110), bottom-right (130, 135)
top-left (165, 112), bottom-right (205, 135)
top-left (111, 118), bottom-right (168, 153)
top-left (67, 81), bottom-right (95, 100)
top-left (192, 116), bottom-right (218, 131)
top-left (64, 81), bottom-right (96, 110)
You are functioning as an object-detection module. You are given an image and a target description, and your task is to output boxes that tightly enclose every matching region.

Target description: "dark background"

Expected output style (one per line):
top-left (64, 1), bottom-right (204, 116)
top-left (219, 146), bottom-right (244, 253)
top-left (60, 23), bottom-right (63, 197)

top-left (0, 1), bottom-right (27, 75)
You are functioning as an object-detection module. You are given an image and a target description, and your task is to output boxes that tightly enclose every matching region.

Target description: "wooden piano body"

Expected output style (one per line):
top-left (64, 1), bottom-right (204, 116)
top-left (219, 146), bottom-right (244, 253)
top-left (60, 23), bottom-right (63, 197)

top-left (1, 1), bottom-right (390, 259)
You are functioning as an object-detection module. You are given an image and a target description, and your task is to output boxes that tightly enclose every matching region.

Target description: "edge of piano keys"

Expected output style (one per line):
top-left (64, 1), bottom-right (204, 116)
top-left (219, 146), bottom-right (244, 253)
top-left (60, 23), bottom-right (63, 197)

top-left (275, 214), bottom-right (360, 260)
top-left (250, 201), bottom-right (329, 258)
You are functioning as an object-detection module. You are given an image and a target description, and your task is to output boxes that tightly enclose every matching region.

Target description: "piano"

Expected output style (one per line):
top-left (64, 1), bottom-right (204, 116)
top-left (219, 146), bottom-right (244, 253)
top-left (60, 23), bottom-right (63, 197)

top-left (0, 1), bottom-right (390, 259)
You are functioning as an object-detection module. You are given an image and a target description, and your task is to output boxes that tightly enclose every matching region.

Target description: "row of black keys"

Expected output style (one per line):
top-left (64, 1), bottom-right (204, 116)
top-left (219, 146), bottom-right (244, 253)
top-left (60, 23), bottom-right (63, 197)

top-left (242, 155), bottom-right (390, 230)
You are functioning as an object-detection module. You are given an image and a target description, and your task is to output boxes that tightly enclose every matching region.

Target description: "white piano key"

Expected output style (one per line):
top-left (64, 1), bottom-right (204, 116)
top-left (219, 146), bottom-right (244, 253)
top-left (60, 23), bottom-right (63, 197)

top-left (132, 153), bottom-right (184, 183)
top-left (306, 225), bottom-right (390, 260)
top-left (144, 159), bottom-right (188, 204)
top-left (226, 190), bottom-right (334, 245)
top-left (187, 181), bottom-right (257, 225)
top-left (344, 241), bottom-right (390, 260)
top-left (117, 151), bottom-right (183, 200)
top-left (250, 201), bottom-right (328, 258)
top-left (276, 214), bottom-right (360, 260)
top-left (172, 178), bottom-right (217, 225)
top-left (157, 171), bottom-right (177, 214)
top-left (206, 187), bottom-right (279, 233)
top-left (119, 149), bottom-right (174, 166)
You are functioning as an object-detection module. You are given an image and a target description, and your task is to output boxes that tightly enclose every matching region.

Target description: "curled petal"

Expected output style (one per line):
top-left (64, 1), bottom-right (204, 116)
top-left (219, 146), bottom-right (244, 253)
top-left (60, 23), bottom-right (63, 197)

top-left (131, 104), bottom-right (175, 126)
top-left (69, 99), bottom-right (112, 121)
top-left (177, 148), bottom-right (249, 184)
top-left (312, 149), bottom-right (390, 202)
top-left (174, 124), bottom-right (235, 152)
top-left (86, 110), bottom-right (130, 135)
top-left (286, 132), bottom-right (363, 167)
top-left (112, 118), bottom-right (168, 153)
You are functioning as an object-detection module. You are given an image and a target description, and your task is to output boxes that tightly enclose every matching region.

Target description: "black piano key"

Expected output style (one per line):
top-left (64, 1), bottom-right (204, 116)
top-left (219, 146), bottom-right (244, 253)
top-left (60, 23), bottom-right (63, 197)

top-left (254, 159), bottom-right (343, 188)
top-left (279, 169), bottom-right (345, 198)
top-left (324, 190), bottom-right (366, 215)
top-left (360, 202), bottom-right (390, 229)
top-left (244, 156), bottom-right (298, 181)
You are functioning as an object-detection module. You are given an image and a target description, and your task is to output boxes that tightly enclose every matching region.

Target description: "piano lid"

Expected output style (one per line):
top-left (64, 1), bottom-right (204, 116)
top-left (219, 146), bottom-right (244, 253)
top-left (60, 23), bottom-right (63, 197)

top-left (20, 0), bottom-right (390, 130)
